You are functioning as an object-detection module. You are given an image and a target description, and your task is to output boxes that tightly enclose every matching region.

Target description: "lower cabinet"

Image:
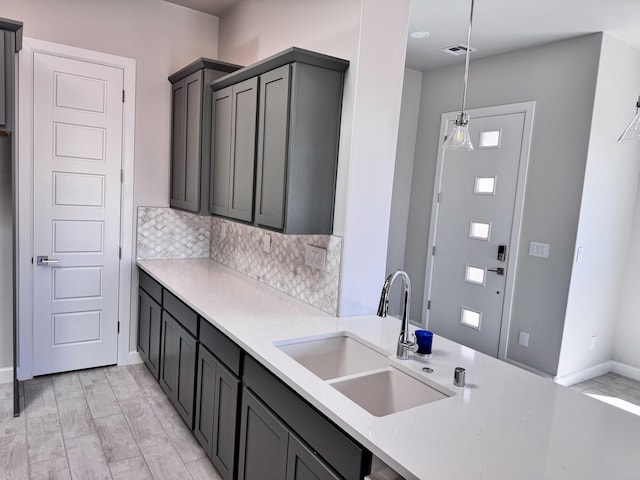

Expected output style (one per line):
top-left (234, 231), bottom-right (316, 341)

top-left (287, 433), bottom-right (342, 480)
top-left (137, 288), bottom-right (162, 379)
top-left (137, 268), bottom-right (372, 480)
top-left (160, 311), bottom-right (197, 427)
top-left (194, 345), bottom-right (240, 480)
top-left (238, 387), bottom-right (341, 480)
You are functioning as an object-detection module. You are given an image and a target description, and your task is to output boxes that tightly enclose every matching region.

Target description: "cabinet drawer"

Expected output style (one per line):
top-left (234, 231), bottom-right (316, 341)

top-left (139, 269), bottom-right (162, 304)
top-left (243, 356), bottom-right (370, 480)
top-left (200, 320), bottom-right (242, 376)
top-left (163, 290), bottom-right (198, 337)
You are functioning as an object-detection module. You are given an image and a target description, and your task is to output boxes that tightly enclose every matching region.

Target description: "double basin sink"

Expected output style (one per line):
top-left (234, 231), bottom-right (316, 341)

top-left (275, 332), bottom-right (453, 417)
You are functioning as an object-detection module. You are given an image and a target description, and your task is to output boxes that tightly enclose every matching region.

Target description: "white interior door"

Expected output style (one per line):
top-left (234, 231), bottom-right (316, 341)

top-left (427, 107), bottom-right (531, 357)
top-left (32, 52), bottom-right (123, 375)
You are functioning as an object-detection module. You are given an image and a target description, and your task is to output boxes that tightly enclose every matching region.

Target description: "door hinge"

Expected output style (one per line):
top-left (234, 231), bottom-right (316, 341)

top-left (119, 247), bottom-right (122, 259)
top-left (120, 169), bottom-right (124, 183)
top-left (427, 300), bottom-right (431, 310)
top-left (437, 192), bottom-right (442, 203)
top-left (122, 90), bottom-right (125, 103)
top-left (117, 321), bottom-right (120, 334)
top-left (432, 246), bottom-right (436, 256)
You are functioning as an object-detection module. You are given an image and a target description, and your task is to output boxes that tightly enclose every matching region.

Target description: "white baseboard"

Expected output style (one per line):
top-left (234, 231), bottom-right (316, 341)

top-left (554, 361), bottom-right (613, 386)
top-left (125, 351), bottom-right (143, 365)
top-left (504, 358), bottom-right (554, 379)
top-left (612, 361), bottom-right (640, 382)
top-left (0, 367), bottom-right (13, 384)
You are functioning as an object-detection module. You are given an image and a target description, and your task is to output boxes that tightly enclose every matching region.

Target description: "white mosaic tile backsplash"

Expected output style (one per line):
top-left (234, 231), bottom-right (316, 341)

top-left (136, 207), bottom-right (342, 315)
top-left (137, 207), bottom-right (211, 260)
top-left (210, 217), bottom-right (342, 315)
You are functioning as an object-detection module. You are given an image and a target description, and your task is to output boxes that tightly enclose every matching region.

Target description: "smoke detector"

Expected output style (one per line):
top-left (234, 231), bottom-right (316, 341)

top-left (440, 43), bottom-right (477, 56)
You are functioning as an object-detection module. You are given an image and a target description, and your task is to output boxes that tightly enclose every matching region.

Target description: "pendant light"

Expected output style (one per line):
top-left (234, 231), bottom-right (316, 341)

top-left (443, 0), bottom-right (476, 151)
top-left (618, 96), bottom-right (640, 143)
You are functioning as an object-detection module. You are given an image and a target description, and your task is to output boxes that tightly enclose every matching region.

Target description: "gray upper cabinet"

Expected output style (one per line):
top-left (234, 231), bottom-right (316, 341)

top-left (0, 33), bottom-right (5, 127)
top-left (210, 77), bottom-right (258, 221)
top-left (211, 47), bottom-right (348, 234)
top-left (169, 58), bottom-right (242, 214)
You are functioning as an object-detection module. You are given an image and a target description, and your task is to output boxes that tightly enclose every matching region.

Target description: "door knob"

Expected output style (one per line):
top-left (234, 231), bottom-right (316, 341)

top-left (487, 267), bottom-right (505, 275)
top-left (37, 256), bottom-right (60, 266)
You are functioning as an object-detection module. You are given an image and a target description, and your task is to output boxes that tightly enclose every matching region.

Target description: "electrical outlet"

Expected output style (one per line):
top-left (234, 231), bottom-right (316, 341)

top-left (576, 246), bottom-right (584, 263)
top-left (262, 234), bottom-right (271, 253)
top-left (590, 336), bottom-right (597, 351)
top-left (220, 222), bottom-right (227, 240)
top-left (305, 245), bottom-right (327, 270)
top-left (518, 331), bottom-right (530, 347)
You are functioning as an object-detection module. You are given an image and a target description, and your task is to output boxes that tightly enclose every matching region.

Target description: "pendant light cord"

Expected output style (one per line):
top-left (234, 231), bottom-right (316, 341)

top-left (460, 0), bottom-right (475, 117)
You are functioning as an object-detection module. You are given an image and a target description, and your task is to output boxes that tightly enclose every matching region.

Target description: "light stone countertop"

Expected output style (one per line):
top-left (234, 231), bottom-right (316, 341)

top-left (138, 258), bottom-right (640, 480)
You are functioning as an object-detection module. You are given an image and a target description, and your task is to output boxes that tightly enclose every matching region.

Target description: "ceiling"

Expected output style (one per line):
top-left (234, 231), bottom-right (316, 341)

top-left (163, 0), bottom-right (240, 16)
top-left (162, 0), bottom-right (640, 71)
top-left (407, 0), bottom-right (640, 71)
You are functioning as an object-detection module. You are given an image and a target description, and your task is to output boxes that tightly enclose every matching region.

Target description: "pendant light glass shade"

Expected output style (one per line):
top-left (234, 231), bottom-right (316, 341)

top-left (443, 0), bottom-right (475, 151)
top-left (443, 113), bottom-right (474, 151)
top-left (618, 97), bottom-right (640, 143)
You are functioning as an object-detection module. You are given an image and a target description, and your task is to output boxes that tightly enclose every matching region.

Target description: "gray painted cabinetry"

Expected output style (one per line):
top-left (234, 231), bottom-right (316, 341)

top-left (0, 33), bottom-right (5, 127)
top-left (137, 268), bottom-right (370, 479)
top-left (169, 59), bottom-right (242, 214)
top-left (211, 47), bottom-right (349, 234)
top-left (210, 77), bottom-right (258, 221)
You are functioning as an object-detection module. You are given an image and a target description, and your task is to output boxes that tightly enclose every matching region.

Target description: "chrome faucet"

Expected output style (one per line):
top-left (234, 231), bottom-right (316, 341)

top-left (377, 270), bottom-right (415, 359)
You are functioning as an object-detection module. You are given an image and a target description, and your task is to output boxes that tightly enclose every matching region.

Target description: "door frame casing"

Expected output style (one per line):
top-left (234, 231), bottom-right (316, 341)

top-left (17, 38), bottom-right (137, 380)
top-left (422, 101), bottom-right (535, 360)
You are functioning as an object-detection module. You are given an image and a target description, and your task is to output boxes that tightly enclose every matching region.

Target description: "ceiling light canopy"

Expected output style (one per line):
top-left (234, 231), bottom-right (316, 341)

top-left (443, 0), bottom-right (476, 151)
top-left (409, 31), bottom-right (431, 39)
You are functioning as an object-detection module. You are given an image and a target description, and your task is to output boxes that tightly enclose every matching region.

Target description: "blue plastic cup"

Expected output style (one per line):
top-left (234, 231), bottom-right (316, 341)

top-left (414, 330), bottom-right (433, 355)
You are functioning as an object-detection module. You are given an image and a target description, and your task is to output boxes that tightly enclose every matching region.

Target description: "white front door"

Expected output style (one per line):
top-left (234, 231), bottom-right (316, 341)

top-left (32, 52), bottom-right (124, 375)
top-left (426, 104), bottom-right (533, 357)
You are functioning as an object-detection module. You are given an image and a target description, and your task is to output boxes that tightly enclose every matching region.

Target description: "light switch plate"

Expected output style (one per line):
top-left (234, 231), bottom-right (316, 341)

top-left (518, 331), bottom-right (530, 347)
top-left (529, 242), bottom-right (550, 258)
top-left (262, 234), bottom-right (271, 253)
top-left (305, 245), bottom-right (326, 271)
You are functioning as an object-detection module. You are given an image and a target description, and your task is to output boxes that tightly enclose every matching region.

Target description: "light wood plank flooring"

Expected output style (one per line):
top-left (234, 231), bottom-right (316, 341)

top-left (0, 364), bottom-right (223, 480)
top-left (571, 372), bottom-right (640, 415)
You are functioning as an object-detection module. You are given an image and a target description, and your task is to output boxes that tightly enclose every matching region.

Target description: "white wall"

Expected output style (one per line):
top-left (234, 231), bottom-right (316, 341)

top-left (386, 68), bottom-right (422, 315)
top-left (616, 187), bottom-right (640, 371)
top-left (0, 137), bottom-right (11, 370)
top-left (402, 34), bottom-right (602, 375)
top-left (219, 0), bottom-right (410, 316)
top-left (0, 0), bottom-right (221, 369)
top-left (557, 35), bottom-right (640, 379)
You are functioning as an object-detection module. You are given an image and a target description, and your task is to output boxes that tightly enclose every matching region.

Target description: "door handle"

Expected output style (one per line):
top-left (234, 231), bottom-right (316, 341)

top-left (37, 256), bottom-right (60, 266)
top-left (487, 267), bottom-right (505, 275)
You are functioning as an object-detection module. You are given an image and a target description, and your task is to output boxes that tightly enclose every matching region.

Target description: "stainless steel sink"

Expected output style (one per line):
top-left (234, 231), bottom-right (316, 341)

top-left (329, 367), bottom-right (450, 417)
top-left (275, 332), bottom-right (389, 380)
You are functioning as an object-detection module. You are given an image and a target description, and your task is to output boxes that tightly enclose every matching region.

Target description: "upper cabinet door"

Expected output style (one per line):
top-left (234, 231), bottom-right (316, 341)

top-left (228, 77), bottom-right (258, 222)
top-left (210, 77), bottom-right (258, 222)
top-left (255, 65), bottom-right (291, 230)
top-left (170, 70), bottom-right (203, 212)
top-left (210, 86), bottom-right (233, 217)
top-left (0, 33), bottom-right (6, 127)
